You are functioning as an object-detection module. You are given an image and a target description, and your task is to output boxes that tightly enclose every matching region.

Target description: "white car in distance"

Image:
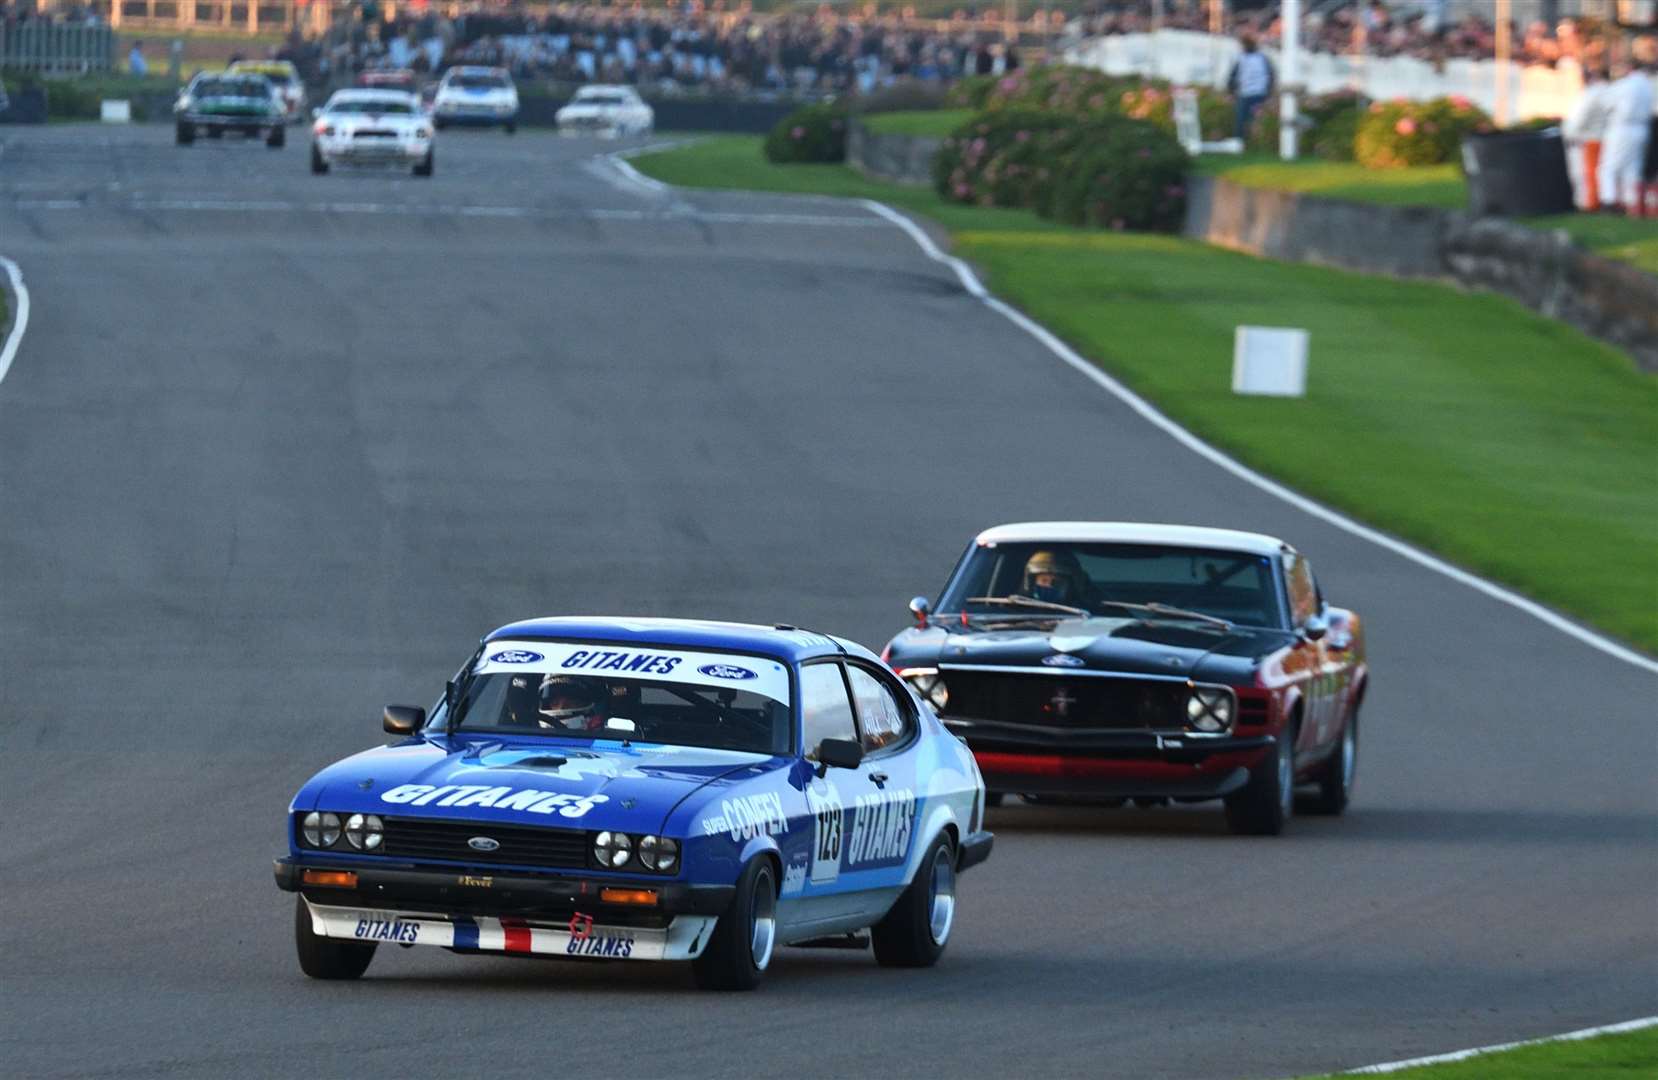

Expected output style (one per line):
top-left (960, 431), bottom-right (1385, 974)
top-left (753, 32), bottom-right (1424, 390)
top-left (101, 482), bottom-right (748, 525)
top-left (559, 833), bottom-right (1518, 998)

top-left (431, 66), bottom-right (519, 133)
top-left (555, 85), bottom-right (655, 137)
top-left (311, 90), bottom-right (434, 177)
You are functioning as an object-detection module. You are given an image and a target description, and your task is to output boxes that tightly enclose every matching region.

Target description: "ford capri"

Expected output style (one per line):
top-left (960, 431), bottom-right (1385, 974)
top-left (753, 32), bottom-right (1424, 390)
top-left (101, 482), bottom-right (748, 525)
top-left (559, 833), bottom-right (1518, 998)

top-left (883, 523), bottom-right (1368, 835)
top-left (275, 617), bottom-right (992, 990)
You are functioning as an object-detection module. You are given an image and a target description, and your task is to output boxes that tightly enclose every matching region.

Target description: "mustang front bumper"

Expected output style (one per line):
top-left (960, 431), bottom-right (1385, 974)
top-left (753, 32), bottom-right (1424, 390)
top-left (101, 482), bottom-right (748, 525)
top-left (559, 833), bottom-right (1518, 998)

top-left (314, 135), bottom-right (429, 165)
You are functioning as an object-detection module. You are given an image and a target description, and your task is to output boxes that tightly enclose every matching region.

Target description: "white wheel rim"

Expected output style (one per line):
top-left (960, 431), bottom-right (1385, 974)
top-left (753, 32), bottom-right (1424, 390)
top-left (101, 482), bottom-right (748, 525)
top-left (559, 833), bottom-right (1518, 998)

top-left (927, 845), bottom-right (956, 946)
top-left (1341, 722), bottom-right (1357, 793)
top-left (1278, 734), bottom-right (1294, 818)
top-left (749, 867), bottom-right (776, 971)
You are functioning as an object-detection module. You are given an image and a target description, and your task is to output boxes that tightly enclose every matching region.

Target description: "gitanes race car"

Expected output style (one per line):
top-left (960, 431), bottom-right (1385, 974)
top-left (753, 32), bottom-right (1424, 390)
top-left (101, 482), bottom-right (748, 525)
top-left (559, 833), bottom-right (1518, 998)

top-left (275, 618), bottom-right (992, 990)
top-left (884, 523), bottom-right (1368, 835)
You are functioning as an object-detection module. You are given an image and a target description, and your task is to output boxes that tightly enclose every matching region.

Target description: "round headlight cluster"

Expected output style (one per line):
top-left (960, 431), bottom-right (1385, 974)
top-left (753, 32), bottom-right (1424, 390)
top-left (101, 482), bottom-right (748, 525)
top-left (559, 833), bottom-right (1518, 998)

top-left (593, 832), bottom-right (679, 873)
top-left (901, 668), bottom-right (949, 711)
top-left (1186, 687), bottom-right (1235, 732)
top-left (344, 813), bottom-right (384, 851)
top-left (301, 811), bottom-right (383, 850)
top-left (301, 811), bottom-right (342, 848)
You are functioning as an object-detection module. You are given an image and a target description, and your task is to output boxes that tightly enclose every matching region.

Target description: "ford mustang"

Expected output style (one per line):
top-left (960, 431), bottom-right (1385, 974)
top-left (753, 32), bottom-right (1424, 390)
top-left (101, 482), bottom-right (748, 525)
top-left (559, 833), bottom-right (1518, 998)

top-left (275, 617), bottom-right (992, 989)
top-left (174, 72), bottom-right (286, 147)
top-left (883, 523), bottom-right (1368, 835)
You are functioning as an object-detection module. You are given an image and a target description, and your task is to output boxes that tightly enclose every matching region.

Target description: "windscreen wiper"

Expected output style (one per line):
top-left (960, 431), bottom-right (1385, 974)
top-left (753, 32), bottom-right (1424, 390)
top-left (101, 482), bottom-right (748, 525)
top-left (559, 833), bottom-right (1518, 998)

top-left (1126, 601), bottom-right (1234, 630)
top-left (964, 595), bottom-right (1091, 618)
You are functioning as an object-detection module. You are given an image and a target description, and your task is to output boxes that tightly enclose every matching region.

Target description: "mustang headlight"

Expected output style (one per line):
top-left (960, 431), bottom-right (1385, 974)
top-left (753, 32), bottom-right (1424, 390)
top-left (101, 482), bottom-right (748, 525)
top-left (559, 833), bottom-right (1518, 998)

top-left (1186, 687), bottom-right (1234, 732)
top-left (343, 813), bottom-right (383, 851)
top-left (302, 811), bottom-right (343, 848)
top-left (637, 835), bottom-right (679, 873)
top-left (900, 668), bottom-right (948, 711)
top-left (593, 830), bottom-right (632, 868)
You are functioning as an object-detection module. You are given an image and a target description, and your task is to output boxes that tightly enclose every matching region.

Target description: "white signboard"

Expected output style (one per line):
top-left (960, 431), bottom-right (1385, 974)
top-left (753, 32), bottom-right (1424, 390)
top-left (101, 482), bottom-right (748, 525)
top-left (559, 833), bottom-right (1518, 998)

top-left (100, 99), bottom-right (131, 123)
top-left (1233, 326), bottom-right (1309, 397)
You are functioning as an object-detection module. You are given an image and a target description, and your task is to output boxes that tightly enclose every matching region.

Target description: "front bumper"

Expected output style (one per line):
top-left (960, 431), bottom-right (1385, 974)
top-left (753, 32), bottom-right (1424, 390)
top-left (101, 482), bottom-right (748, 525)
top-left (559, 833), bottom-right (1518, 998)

top-left (948, 718), bottom-right (1275, 799)
top-left (315, 136), bottom-right (429, 164)
top-left (180, 112), bottom-right (280, 131)
top-left (434, 106), bottom-right (516, 126)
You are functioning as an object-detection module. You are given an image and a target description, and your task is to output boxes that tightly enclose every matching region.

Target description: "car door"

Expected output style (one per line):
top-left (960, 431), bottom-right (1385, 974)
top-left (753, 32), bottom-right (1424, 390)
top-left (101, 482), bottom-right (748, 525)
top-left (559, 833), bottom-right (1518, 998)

top-left (842, 662), bottom-right (924, 923)
top-left (1282, 551), bottom-right (1333, 758)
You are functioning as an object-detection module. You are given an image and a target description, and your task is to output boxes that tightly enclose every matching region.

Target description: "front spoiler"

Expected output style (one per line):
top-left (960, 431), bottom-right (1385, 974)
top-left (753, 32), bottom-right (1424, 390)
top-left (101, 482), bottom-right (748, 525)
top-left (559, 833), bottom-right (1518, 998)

top-left (303, 897), bottom-right (716, 961)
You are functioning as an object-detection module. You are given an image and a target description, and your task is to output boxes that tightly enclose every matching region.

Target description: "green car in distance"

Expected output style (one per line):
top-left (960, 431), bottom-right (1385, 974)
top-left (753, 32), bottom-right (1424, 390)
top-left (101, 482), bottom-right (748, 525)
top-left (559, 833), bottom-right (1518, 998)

top-left (175, 72), bottom-right (286, 148)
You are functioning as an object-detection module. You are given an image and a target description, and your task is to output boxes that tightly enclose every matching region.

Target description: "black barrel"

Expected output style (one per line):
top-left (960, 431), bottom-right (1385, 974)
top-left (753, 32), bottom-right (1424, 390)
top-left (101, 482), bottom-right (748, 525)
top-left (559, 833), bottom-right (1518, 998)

top-left (1460, 128), bottom-right (1575, 217)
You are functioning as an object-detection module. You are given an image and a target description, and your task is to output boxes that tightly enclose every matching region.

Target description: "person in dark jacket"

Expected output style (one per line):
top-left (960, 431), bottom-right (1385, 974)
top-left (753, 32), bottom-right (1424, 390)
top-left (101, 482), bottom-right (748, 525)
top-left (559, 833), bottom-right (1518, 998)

top-left (1227, 34), bottom-right (1275, 140)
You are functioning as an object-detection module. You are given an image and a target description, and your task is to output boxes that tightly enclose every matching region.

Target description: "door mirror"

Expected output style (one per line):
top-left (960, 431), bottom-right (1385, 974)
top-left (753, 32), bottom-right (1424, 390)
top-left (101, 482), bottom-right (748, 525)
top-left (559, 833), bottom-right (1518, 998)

top-left (383, 704), bottom-right (426, 734)
top-left (309, 105), bottom-right (320, 120)
top-left (814, 738), bottom-right (864, 773)
top-left (908, 595), bottom-right (931, 627)
top-left (1301, 612), bottom-right (1329, 642)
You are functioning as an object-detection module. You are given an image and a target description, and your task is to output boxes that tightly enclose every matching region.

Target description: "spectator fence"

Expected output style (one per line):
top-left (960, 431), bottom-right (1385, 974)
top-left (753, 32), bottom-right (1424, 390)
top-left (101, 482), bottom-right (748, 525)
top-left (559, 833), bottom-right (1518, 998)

top-left (0, 22), bottom-right (116, 73)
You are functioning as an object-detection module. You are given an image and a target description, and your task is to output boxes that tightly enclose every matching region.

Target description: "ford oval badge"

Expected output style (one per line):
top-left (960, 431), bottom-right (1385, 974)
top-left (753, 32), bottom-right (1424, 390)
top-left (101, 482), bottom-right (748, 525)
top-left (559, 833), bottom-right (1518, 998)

top-left (467, 836), bottom-right (501, 852)
top-left (1041, 654), bottom-right (1086, 668)
top-left (489, 650), bottom-right (543, 664)
top-left (698, 663), bottom-right (757, 680)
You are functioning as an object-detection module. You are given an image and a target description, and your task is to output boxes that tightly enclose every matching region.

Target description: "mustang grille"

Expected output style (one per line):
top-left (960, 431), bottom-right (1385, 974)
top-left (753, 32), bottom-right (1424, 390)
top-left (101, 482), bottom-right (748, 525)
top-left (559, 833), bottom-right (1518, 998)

top-left (941, 671), bottom-right (1209, 732)
top-left (352, 129), bottom-right (399, 138)
top-left (379, 817), bottom-right (588, 870)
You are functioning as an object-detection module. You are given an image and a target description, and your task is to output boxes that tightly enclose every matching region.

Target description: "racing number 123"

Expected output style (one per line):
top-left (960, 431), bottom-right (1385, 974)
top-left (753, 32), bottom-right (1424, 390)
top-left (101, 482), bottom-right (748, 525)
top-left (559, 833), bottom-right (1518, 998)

top-left (816, 804), bottom-right (842, 864)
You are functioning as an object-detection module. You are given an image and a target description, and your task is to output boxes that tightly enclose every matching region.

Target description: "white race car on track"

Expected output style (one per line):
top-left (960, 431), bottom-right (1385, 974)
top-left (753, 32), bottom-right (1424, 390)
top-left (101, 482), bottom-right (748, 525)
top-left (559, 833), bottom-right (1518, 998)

top-left (555, 85), bottom-right (655, 137)
top-left (311, 90), bottom-right (434, 177)
top-left (431, 66), bottom-right (519, 133)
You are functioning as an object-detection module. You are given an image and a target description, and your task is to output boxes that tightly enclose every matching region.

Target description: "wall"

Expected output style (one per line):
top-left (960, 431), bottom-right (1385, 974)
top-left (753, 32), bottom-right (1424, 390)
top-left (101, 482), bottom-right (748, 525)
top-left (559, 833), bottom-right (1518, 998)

top-left (846, 120), bottom-right (942, 186)
top-left (1183, 175), bottom-right (1658, 371)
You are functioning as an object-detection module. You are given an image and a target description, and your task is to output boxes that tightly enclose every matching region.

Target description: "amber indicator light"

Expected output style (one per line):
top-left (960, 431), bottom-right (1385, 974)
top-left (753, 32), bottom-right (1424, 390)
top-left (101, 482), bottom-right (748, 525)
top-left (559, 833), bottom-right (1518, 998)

top-left (301, 869), bottom-right (359, 888)
top-left (598, 887), bottom-right (659, 906)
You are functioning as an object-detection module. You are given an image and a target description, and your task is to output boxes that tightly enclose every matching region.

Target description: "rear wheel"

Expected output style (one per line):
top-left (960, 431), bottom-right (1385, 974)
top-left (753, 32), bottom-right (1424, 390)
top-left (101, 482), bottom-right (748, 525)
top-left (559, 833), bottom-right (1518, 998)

top-left (503, 121), bottom-right (516, 135)
top-left (310, 145), bottom-right (328, 174)
top-left (294, 896), bottom-right (375, 979)
top-left (175, 122), bottom-right (194, 145)
top-left (871, 831), bottom-right (956, 967)
top-left (267, 125), bottom-right (285, 148)
top-left (1303, 712), bottom-right (1358, 815)
top-left (412, 148), bottom-right (433, 177)
top-left (1225, 721), bottom-right (1295, 836)
top-left (691, 856), bottom-right (777, 991)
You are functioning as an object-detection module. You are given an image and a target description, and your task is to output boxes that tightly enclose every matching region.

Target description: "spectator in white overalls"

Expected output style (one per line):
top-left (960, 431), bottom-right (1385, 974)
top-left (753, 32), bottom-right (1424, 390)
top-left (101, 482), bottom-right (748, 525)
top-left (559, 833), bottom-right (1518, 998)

top-left (1563, 67), bottom-right (1612, 211)
top-left (1598, 54), bottom-right (1655, 216)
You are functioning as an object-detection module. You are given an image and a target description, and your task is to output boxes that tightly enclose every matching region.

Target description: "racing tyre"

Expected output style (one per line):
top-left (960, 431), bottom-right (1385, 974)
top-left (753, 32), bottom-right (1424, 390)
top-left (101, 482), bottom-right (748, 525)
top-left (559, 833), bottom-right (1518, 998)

top-left (503, 121), bottom-right (516, 135)
top-left (984, 792), bottom-right (1004, 808)
top-left (692, 856), bottom-right (777, 991)
top-left (412, 149), bottom-right (433, 177)
top-left (175, 122), bottom-right (194, 145)
top-left (1303, 712), bottom-right (1358, 816)
top-left (294, 896), bottom-right (375, 980)
top-left (310, 145), bottom-right (328, 175)
top-left (1224, 723), bottom-right (1295, 836)
top-left (267, 125), bottom-right (285, 149)
top-left (871, 831), bottom-right (955, 968)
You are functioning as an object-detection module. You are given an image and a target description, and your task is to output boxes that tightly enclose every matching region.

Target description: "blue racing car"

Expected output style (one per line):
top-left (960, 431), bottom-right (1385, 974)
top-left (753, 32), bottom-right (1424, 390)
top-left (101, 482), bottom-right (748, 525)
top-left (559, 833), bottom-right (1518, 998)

top-left (274, 617), bottom-right (993, 990)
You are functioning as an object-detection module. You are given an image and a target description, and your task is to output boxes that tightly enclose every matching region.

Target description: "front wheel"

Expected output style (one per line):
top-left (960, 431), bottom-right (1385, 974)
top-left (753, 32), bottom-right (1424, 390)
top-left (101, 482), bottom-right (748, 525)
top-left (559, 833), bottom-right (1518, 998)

top-left (691, 856), bottom-right (777, 991)
top-left (503, 121), bottom-right (516, 135)
top-left (871, 831), bottom-right (956, 967)
top-left (267, 126), bottom-right (285, 149)
top-left (1303, 712), bottom-right (1358, 815)
top-left (175, 122), bottom-right (194, 145)
top-left (310, 145), bottom-right (328, 174)
top-left (412, 148), bottom-right (433, 177)
top-left (294, 897), bottom-right (375, 979)
top-left (1224, 724), bottom-right (1294, 836)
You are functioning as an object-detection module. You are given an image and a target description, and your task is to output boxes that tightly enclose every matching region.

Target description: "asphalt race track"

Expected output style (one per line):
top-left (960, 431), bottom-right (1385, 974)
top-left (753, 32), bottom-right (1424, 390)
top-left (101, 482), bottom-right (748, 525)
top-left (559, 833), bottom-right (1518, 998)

top-left (1, 127), bottom-right (1653, 1080)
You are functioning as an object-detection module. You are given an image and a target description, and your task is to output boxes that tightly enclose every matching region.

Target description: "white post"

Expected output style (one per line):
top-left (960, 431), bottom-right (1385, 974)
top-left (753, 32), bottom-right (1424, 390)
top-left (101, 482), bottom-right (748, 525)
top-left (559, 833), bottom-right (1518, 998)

top-left (1279, 0), bottom-right (1300, 160)
top-left (1494, 0), bottom-right (1511, 127)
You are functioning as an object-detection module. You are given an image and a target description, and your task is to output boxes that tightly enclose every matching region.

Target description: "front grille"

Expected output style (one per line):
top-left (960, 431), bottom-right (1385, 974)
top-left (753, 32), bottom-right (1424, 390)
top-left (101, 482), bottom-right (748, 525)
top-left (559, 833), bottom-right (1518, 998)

top-left (942, 671), bottom-right (1210, 732)
top-left (353, 129), bottom-right (398, 138)
top-left (379, 816), bottom-right (589, 870)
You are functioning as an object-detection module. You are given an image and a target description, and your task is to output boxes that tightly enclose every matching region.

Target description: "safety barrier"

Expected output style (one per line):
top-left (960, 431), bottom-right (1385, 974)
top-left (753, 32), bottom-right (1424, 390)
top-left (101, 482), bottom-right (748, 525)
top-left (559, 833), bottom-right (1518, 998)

top-left (0, 23), bottom-right (116, 74)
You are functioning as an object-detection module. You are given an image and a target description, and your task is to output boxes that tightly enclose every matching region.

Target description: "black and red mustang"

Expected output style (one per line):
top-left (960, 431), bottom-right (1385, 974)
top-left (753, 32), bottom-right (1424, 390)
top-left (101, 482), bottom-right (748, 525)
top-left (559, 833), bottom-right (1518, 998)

top-left (882, 522), bottom-right (1369, 835)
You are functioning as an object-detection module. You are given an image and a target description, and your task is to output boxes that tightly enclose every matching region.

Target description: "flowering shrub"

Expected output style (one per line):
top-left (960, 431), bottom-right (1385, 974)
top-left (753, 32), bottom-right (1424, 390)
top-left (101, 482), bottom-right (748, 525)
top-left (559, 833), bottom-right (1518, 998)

top-left (763, 103), bottom-right (847, 164)
top-left (1354, 95), bottom-right (1491, 168)
top-left (952, 65), bottom-right (1232, 141)
top-left (935, 109), bottom-right (1189, 232)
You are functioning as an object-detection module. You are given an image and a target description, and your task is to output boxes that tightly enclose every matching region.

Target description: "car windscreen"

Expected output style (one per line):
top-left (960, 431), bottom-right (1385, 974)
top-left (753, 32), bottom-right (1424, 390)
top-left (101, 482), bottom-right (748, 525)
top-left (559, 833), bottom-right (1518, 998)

top-left (938, 541), bottom-right (1286, 628)
top-left (444, 642), bottom-right (792, 755)
top-left (328, 99), bottom-right (415, 114)
top-left (579, 94), bottom-right (627, 105)
top-left (242, 69), bottom-right (291, 85)
top-left (450, 73), bottom-right (509, 89)
top-left (197, 78), bottom-right (269, 98)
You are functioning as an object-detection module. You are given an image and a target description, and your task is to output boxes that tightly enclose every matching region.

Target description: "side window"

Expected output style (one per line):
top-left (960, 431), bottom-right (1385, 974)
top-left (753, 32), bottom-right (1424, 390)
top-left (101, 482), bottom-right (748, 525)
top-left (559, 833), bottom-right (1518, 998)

top-left (798, 662), bottom-right (857, 759)
top-left (1285, 554), bottom-right (1318, 626)
top-left (846, 665), bottom-right (914, 755)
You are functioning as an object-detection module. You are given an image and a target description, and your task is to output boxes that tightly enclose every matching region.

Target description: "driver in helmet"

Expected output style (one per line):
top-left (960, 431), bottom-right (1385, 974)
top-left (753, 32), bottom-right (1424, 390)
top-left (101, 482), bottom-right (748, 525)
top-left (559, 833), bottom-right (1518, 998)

top-left (537, 674), bottom-right (609, 731)
top-left (1022, 549), bottom-right (1088, 607)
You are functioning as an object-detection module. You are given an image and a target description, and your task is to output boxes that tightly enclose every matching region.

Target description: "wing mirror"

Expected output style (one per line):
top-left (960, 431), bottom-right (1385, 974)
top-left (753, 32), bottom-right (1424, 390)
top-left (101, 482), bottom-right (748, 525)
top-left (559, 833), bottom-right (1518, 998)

top-left (383, 704), bottom-right (426, 734)
top-left (814, 738), bottom-right (864, 776)
top-left (1301, 612), bottom-right (1329, 642)
top-left (908, 595), bottom-right (931, 628)
top-left (309, 105), bottom-right (320, 120)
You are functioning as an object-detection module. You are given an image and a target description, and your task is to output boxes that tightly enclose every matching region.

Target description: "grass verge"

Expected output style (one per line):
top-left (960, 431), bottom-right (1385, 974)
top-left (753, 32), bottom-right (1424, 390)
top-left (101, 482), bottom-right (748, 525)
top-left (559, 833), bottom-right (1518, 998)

top-left (635, 135), bottom-right (1658, 652)
top-left (862, 108), bottom-right (974, 137)
top-left (1311, 1024), bottom-right (1658, 1078)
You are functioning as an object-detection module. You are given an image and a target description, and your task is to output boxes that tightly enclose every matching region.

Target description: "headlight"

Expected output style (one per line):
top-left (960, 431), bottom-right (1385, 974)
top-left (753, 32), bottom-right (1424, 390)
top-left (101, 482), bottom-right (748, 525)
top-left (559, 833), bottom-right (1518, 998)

top-left (302, 811), bottom-right (342, 848)
top-left (593, 830), bottom-right (632, 868)
top-left (1186, 687), bottom-right (1234, 732)
top-left (414, 126), bottom-right (431, 138)
top-left (638, 835), bottom-right (679, 873)
top-left (343, 813), bottom-right (383, 850)
top-left (900, 668), bottom-right (948, 711)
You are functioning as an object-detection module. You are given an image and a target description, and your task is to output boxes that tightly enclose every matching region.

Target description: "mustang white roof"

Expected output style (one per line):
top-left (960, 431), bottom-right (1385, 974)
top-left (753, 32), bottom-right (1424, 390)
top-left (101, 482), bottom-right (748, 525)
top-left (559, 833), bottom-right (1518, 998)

top-left (974, 521), bottom-right (1290, 557)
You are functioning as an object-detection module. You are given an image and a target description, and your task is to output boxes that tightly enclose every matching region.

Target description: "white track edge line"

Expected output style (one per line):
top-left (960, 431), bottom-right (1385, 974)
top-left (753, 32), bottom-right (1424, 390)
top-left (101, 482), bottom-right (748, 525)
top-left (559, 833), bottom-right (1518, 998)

top-left (0, 255), bottom-right (30, 387)
top-left (1342, 1015), bottom-right (1658, 1073)
top-left (855, 198), bottom-right (1658, 676)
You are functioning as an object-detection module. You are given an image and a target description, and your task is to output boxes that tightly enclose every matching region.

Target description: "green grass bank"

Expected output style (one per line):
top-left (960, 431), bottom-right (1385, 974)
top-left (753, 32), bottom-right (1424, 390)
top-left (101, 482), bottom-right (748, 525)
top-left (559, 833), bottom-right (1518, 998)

top-left (1309, 1023), bottom-right (1658, 1078)
top-left (635, 135), bottom-right (1658, 652)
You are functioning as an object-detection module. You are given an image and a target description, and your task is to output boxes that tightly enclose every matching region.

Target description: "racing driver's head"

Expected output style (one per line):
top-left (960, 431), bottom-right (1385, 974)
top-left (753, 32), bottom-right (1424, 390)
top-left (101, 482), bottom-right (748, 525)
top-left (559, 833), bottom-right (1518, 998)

top-left (537, 674), bottom-right (607, 731)
top-left (1023, 548), bottom-right (1084, 605)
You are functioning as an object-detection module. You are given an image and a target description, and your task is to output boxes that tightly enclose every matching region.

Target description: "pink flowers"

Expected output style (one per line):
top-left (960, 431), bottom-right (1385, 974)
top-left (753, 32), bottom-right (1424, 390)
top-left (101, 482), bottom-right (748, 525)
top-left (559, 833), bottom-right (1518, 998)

top-left (1449, 94), bottom-right (1472, 112)
top-left (790, 126), bottom-right (805, 140)
top-left (954, 182), bottom-right (971, 199)
top-left (1015, 130), bottom-right (1030, 143)
top-left (998, 76), bottom-right (1021, 92)
top-left (1395, 117), bottom-right (1418, 136)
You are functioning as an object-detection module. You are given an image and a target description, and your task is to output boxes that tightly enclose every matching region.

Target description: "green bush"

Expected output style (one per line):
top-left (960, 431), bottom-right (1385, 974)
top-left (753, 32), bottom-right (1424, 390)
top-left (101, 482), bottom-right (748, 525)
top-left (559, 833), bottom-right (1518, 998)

top-left (1354, 95), bottom-right (1491, 168)
top-left (953, 65), bottom-right (1232, 141)
top-left (763, 103), bottom-right (848, 164)
top-left (2, 73), bottom-right (181, 121)
top-left (1247, 90), bottom-right (1366, 161)
top-left (936, 108), bottom-right (1189, 232)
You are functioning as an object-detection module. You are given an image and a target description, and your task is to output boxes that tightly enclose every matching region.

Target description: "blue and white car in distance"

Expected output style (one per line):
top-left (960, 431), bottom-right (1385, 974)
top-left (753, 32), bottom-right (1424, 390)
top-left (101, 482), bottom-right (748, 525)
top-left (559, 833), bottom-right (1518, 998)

top-left (275, 617), bottom-right (993, 990)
